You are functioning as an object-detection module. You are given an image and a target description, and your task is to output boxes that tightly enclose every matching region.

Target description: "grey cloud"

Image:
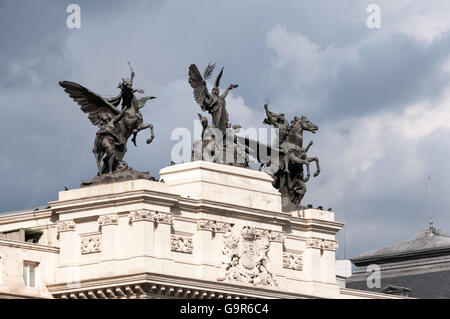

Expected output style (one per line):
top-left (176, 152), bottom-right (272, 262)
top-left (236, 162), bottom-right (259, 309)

top-left (325, 32), bottom-right (450, 120)
top-left (1, 0), bottom-right (450, 260)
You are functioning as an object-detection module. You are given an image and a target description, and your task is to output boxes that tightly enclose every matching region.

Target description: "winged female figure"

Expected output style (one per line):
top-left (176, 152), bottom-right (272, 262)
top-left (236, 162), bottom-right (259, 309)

top-left (59, 62), bottom-right (155, 177)
top-left (188, 63), bottom-right (238, 137)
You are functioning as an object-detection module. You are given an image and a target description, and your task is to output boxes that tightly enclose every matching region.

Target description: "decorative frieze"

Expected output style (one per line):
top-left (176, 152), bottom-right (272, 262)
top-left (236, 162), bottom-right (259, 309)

top-left (98, 215), bottom-right (119, 227)
top-left (217, 225), bottom-right (278, 287)
top-left (283, 253), bottom-right (303, 271)
top-left (56, 220), bottom-right (76, 233)
top-left (128, 210), bottom-right (173, 225)
top-left (323, 240), bottom-right (339, 251)
top-left (267, 231), bottom-right (286, 243)
top-left (197, 220), bottom-right (232, 233)
top-left (171, 235), bottom-right (193, 254)
top-left (129, 210), bottom-right (154, 223)
top-left (81, 236), bottom-right (101, 254)
top-left (152, 212), bottom-right (174, 225)
top-left (306, 238), bottom-right (338, 251)
top-left (243, 229), bottom-right (285, 243)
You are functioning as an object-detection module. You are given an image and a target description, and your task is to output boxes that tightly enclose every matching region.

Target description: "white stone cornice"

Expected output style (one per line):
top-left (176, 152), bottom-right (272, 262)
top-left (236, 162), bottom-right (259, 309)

top-left (53, 282), bottom-right (245, 299)
top-left (48, 273), bottom-right (314, 299)
top-left (56, 220), bottom-right (76, 233)
top-left (0, 209), bottom-right (53, 225)
top-left (178, 199), bottom-right (344, 235)
top-left (0, 239), bottom-right (59, 253)
top-left (98, 214), bottom-right (119, 227)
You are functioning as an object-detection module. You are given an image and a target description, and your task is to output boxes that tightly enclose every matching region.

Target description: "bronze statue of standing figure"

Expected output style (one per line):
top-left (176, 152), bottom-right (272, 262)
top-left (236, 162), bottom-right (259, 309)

top-left (189, 63), bottom-right (238, 137)
top-left (189, 63), bottom-right (247, 166)
top-left (187, 62), bottom-right (321, 209)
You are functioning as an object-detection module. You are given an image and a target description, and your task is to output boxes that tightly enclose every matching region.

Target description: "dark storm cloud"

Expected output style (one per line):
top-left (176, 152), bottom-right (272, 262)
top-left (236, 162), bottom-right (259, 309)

top-left (332, 127), bottom-right (450, 258)
top-left (1, 0), bottom-right (450, 260)
top-left (325, 32), bottom-right (450, 119)
top-left (0, 1), bottom-right (71, 88)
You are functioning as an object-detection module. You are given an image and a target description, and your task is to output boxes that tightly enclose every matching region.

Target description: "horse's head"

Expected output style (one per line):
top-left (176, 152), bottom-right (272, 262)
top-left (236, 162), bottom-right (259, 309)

top-left (197, 113), bottom-right (208, 129)
top-left (296, 116), bottom-right (318, 134)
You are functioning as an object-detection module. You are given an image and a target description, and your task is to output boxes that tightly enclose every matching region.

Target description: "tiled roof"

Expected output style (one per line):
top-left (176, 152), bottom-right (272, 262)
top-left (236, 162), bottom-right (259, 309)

top-left (352, 228), bottom-right (450, 264)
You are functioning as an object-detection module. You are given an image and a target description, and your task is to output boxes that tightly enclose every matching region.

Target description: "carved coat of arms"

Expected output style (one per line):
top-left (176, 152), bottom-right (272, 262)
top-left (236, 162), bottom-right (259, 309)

top-left (217, 225), bottom-right (278, 287)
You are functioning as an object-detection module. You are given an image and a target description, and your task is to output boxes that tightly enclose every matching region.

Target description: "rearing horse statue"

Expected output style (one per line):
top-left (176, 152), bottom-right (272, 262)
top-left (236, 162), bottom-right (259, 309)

top-left (258, 104), bottom-right (321, 210)
top-left (59, 62), bottom-right (156, 177)
top-left (284, 116), bottom-right (321, 180)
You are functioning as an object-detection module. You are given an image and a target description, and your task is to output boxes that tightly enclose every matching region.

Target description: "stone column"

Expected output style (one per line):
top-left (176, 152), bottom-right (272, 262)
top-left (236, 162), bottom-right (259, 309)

top-left (303, 238), bottom-right (323, 282)
top-left (129, 210), bottom-right (155, 257)
top-left (196, 220), bottom-right (230, 266)
top-left (320, 241), bottom-right (339, 283)
top-left (57, 220), bottom-right (77, 265)
top-left (98, 214), bottom-right (119, 261)
top-left (57, 220), bottom-right (81, 289)
top-left (153, 212), bottom-right (173, 259)
top-left (194, 228), bottom-right (213, 266)
top-left (268, 231), bottom-right (285, 276)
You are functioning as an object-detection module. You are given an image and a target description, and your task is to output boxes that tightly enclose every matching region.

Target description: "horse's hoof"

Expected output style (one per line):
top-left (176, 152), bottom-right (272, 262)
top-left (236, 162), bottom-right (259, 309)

top-left (146, 138), bottom-right (153, 144)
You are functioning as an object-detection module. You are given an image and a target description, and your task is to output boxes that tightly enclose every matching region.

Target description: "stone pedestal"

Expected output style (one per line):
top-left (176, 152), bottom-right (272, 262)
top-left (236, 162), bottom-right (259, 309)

top-left (46, 161), bottom-right (345, 299)
top-left (159, 161), bottom-right (281, 212)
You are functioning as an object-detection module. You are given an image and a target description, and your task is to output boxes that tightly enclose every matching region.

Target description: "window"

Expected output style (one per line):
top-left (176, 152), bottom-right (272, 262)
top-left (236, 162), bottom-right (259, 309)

top-left (25, 229), bottom-right (42, 243)
top-left (23, 262), bottom-right (38, 288)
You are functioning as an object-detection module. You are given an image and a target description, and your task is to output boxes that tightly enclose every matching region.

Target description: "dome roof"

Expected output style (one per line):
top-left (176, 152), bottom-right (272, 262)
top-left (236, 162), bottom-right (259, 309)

top-left (352, 227), bottom-right (450, 265)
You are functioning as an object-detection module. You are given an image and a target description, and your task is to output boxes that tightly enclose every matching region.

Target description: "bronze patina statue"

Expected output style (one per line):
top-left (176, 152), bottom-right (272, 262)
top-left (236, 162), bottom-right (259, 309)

top-left (188, 63), bottom-right (247, 166)
top-left (189, 63), bottom-right (238, 137)
top-left (241, 103), bottom-right (321, 211)
top-left (263, 104), bottom-right (320, 210)
top-left (59, 62), bottom-right (156, 186)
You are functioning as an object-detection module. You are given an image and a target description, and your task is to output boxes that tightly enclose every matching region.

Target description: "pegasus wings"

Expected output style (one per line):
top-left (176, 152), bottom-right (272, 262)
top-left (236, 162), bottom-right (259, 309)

top-left (188, 64), bottom-right (211, 111)
top-left (59, 81), bottom-right (120, 127)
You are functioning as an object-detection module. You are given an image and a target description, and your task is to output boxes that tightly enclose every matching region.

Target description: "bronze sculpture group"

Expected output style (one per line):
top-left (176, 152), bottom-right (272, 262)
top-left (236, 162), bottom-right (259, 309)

top-left (59, 62), bottom-right (155, 186)
top-left (60, 62), bottom-right (320, 210)
top-left (260, 105), bottom-right (320, 210)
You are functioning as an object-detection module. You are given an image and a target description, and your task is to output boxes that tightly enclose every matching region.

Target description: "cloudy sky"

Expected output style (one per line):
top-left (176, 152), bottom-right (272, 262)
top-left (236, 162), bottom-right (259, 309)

top-left (1, 0), bottom-right (450, 259)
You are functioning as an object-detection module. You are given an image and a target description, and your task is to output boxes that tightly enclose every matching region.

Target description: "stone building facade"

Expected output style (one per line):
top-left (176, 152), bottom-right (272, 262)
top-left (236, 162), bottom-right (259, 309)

top-left (0, 161), bottom-right (404, 299)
